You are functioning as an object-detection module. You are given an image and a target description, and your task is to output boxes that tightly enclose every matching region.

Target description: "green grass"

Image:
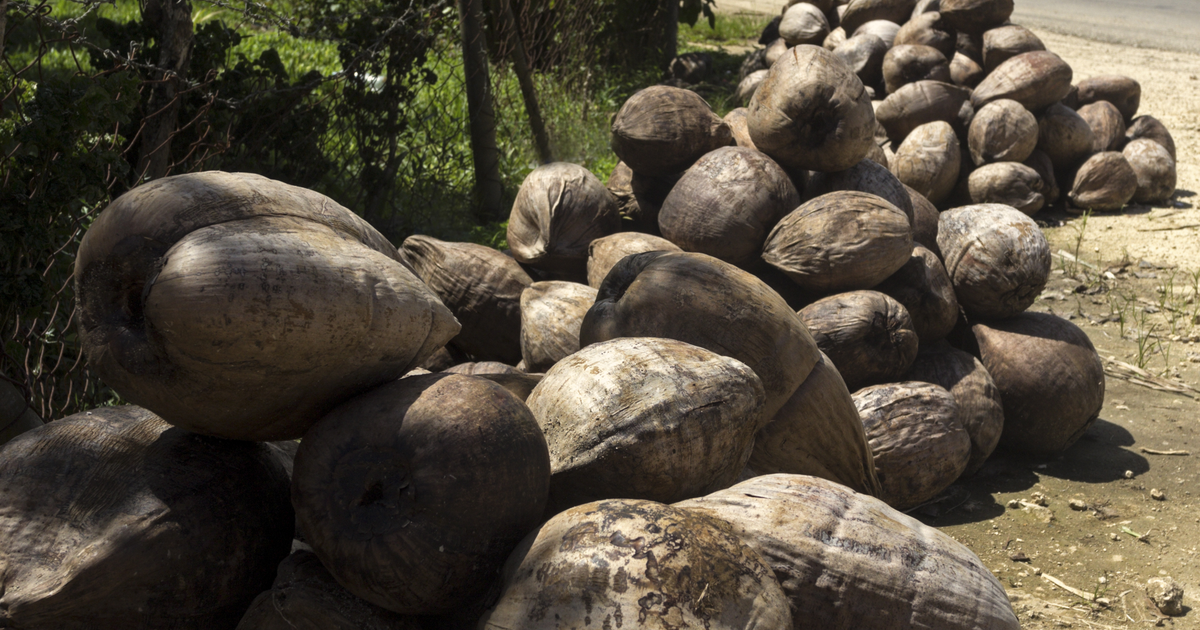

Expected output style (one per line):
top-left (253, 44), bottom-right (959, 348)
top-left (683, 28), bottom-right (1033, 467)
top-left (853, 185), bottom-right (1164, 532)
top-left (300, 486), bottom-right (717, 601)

top-left (678, 12), bottom-right (768, 46)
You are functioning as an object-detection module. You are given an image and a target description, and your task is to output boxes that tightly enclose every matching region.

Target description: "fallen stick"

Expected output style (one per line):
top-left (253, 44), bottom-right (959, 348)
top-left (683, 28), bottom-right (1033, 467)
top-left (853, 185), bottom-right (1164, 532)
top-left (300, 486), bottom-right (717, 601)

top-left (1136, 224), bottom-right (1200, 232)
top-left (1139, 447), bottom-right (1190, 456)
top-left (1042, 573), bottom-right (1095, 601)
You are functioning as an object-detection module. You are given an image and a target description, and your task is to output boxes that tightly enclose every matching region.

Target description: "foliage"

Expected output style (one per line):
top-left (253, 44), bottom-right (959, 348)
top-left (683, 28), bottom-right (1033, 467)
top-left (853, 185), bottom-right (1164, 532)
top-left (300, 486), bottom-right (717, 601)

top-left (678, 11), bottom-right (766, 46)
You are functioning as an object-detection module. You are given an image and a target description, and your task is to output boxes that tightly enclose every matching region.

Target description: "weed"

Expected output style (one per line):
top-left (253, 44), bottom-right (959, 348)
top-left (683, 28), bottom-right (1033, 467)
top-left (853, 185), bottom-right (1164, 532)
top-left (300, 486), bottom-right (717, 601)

top-left (677, 12), bottom-right (765, 46)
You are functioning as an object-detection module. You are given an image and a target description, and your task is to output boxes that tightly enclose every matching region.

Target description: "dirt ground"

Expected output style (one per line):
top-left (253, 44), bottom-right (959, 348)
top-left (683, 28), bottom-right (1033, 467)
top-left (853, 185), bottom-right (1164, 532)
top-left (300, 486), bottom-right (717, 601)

top-left (708, 9), bottom-right (1200, 628)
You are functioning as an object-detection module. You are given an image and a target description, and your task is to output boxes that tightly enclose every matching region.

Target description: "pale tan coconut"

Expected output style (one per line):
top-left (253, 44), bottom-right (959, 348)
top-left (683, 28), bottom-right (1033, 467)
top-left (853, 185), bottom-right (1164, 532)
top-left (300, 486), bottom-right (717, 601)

top-left (1037, 102), bottom-right (1096, 172)
top-left (890, 120), bottom-right (961, 205)
top-left (765, 37), bottom-right (790, 66)
top-left (586, 232), bottom-right (681, 288)
top-left (736, 69), bottom-right (770, 106)
top-left (911, 0), bottom-right (940, 17)
top-left (875, 80), bottom-right (972, 144)
top-left (780, 2), bottom-right (831, 47)
top-left (968, 162), bottom-right (1047, 215)
top-left (677, 474), bottom-right (1020, 630)
top-left (968, 98), bottom-right (1039, 165)
top-left (799, 290), bottom-right (920, 391)
top-left (1077, 100), bottom-right (1127, 152)
top-left (937, 203), bottom-right (1051, 319)
top-left (875, 245), bottom-right (959, 345)
top-left (833, 33), bottom-right (890, 90)
top-left (1126, 115), bottom-right (1176, 160)
top-left (950, 51), bottom-right (986, 87)
top-left (824, 26), bottom-right (848, 50)
top-left (804, 157), bottom-right (915, 222)
top-left (939, 0), bottom-right (1013, 33)
top-left (852, 19), bottom-right (902, 48)
top-left (610, 86), bottom-right (733, 177)
top-left (605, 161), bottom-right (640, 225)
top-left (981, 24), bottom-right (1045, 73)
top-left (894, 10), bottom-right (956, 58)
top-left (442, 361), bottom-right (523, 375)
top-left (972, 51), bottom-right (1073, 113)
top-left (519, 281), bottom-right (597, 373)
top-left (725, 106), bottom-right (760, 149)
top-left (1069, 151), bottom-right (1138, 212)
top-left (508, 162), bottom-right (622, 278)
top-left (1076, 75), bottom-right (1141, 122)
top-left (1123, 138), bottom-right (1177, 204)
top-left (882, 45), bottom-right (951, 95)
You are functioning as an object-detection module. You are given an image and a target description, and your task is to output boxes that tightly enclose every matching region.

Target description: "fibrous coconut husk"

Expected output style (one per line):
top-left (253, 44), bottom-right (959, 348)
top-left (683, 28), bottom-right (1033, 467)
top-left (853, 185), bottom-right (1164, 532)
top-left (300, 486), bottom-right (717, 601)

top-left (765, 37), bottom-right (789, 66)
top-left (586, 232), bottom-right (681, 288)
top-left (968, 162), bottom-right (1047, 215)
top-left (676, 474), bottom-right (1020, 630)
top-left (658, 146), bottom-right (800, 268)
top-left (937, 203), bottom-right (1050, 319)
top-left (912, 0), bottom-right (941, 17)
top-left (1077, 100), bottom-right (1127, 152)
top-left (419, 345), bottom-right (468, 372)
top-left (981, 24), bottom-right (1045, 74)
top-left (840, 0), bottom-right (918, 36)
top-left (883, 45), bottom-right (951, 96)
top-left (956, 30), bottom-right (984, 64)
top-left (1126, 115), bottom-right (1176, 161)
top-left (519, 281), bottom-right (597, 373)
top-left (442, 361), bottom-right (523, 375)
top-left (1123, 138), bottom-right (1177, 204)
top-left (1023, 149), bottom-right (1061, 204)
top-left (475, 372), bottom-right (544, 402)
top-left (610, 85), bottom-right (733, 177)
top-left (1037, 102), bottom-right (1097, 173)
top-left (890, 120), bottom-right (961, 205)
top-left (749, 351), bottom-right (884, 496)
top-left (866, 139), bottom-right (890, 169)
top-left (1069, 151), bottom-right (1138, 212)
top-left (875, 245), bottom-right (959, 346)
top-left (971, 312), bottom-right (1105, 459)
top-left (780, 2), bottom-right (831, 47)
top-left (736, 69), bottom-right (769, 106)
top-left (508, 162), bottom-right (622, 278)
top-left (748, 45), bottom-right (877, 174)
top-left (969, 98), bottom-right (1039, 165)
top-left (799, 290), bottom-right (920, 390)
top-left (74, 172), bottom-right (459, 442)
top-left (480, 499), bottom-right (793, 630)
top-left (1076, 75), bottom-right (1141, 122)
top-left (764, 192), bottom-right (914, 294)
top-left (527, 337), bottom-right (765, 511)
top-left (939, 0), bottom-right (1013, 33)
top-left (852, 382), bottom-right (969, 509)
top-left (852, 19), bottom-right (902, 48)
top-left (292, 374), bottom-right (550, 615)
top-left (805, 158), bottom-right (916, 222)
top-left (741, 48), bottom-right (769, 81)
top-left (725, 107), bottom-right (760, 150)
top-left (605, 161), bottom-right (638, 223)
top-left (894, 11), bottom-right (955, 59)
top-left (824, 26), bottom-right (848, 50)
top-left (875, 80), bottom-right (972, 144)
top-left (833, 33), bottom-right (890, 91)
top-left (950, 51), bottom-right (986, 87)
top-left (906, 185), bottom-right (942, 257)
top-left (972, 50), bottom-right (1073, 113)
top-left (0, 405), bottom-right (293, 629)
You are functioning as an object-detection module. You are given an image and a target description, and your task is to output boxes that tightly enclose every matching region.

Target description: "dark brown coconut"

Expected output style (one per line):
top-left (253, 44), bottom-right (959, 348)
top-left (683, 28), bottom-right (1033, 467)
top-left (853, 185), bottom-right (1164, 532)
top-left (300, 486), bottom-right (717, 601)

top-left (894, 11), bottom-right (956, 59)
top-left (401, 235), bottom-right (530, 364)
top-left (74, 172), bottom-right (459, 441)
top-left (852, 20), bottom-right (902, 48)
top-left (1024, 149), bottom-right (1061, 204)
top-left (480, 499), bottom-right (793, 630)
top-left (780, 2), bottom-right (831, 47)
top-left (750, 351), bottom-right (884, 496)
top-left (950, 51), bottom-right (987, 87)
top-left (508, 162), bottom-right (622, 278)
top-left (968, 162), bottom-right (1047, 215)
top-left (1037, 102), bottom-right (1097, 173)
top-left (875, 245), bottom-right (959, 345)
top-left (804, 158), bottom-right (916, 223)
top-left (291, 374), bottom-right (550, 615)
top-left (981, 24), bottom-right (1045, 74)
top-left (748, 45), bottom-right (877, 174)
top-left (906, 185), bottom-right (942, 257)
top-left (676, 475), bottom-right (1021, 630)
top-left (736, 69), bottom-right (770, 106)
top-left (882, 45), bottom-right (951, 96)
top-left (610, 85), bottom-right (733, 177)
top-left (1126, 115), bottom-right (1176, 161)
top-left (669, 51), bottom-right (713, 84)
top-left (527, 337), bottom-right (766, 511)
top-left (1076, 75), bottom-right (1141, 122)
top-left (969, 98), bottom-right (1039, 165)
top-left (1069, 151), bottom-right (1138, 212)
top-left (764, 192), bottom-right (914, 294)
top-left (580, 251), bottom-right (822, 421)
top-left (875, 80), bottom-right (973, 144)
top-left (840, 0), bottom-right (918, 36)
top-left (905, 341), bottom-right (1005, 476)
top-left (658, 146), bottom-right (800, 268)
top-left (585, 231), bottom-right (682, 288)
top-left (0, 405), bottom-right (293, 630)
top-left (725, 106), bottom-right (760, 149)
top-left (1077, 100), bottom-right (1127, 153)
top-left (956, 30), bottom-right (984, 63)
top-left (519, 281), bottom-right (597, 373)
top-left (890, 120), bottom-right (961, 205)
top-left (971, 51), bottom-right (1074, 113)
top-left (939, 0), bottom-right (1013, 33)
top-left (971, 312), bottom-right (1105, 458)
top-left (799, 290), bottom-right (920, 390)
top-left (853, 382), bottom-right (969, 509)
top-left (833, 33), bottom-right (890, 91)
top-left (1123, 138), bottom-right (1177, 204)
top-left (937, 204), bottom-right (1051, 319)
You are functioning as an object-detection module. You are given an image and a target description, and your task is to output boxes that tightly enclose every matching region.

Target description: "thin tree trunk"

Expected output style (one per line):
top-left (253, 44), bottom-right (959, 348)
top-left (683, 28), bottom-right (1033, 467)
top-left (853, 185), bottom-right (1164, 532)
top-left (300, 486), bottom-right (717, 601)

top-left (137, 0), bottom-right (193, 182)
top-left (459, 0), bottom-right (504, 221)
top-left (664, 0), bottom-right (679, 68)
top-left (492, 0), bottom-right (552, 164)
top-left (0, 0), bottom-right (9, 62)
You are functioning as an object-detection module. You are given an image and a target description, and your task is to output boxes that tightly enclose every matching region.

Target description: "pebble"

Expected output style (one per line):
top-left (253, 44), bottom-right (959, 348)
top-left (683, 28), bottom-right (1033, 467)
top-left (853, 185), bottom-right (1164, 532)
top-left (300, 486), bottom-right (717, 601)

top-left (1068, 499), bottom-right (1088, 511)
top-left (1007, 499), bottom-right (1020, 509)
top-left (1146, 577), bottom-right (1185, 616)
top-left (1124, 470), bottom-right (1134, 479)
top-left (1029, 492), bottom-right (1048, 506)
top-left (1151, 488), bottom-right (1167, 501)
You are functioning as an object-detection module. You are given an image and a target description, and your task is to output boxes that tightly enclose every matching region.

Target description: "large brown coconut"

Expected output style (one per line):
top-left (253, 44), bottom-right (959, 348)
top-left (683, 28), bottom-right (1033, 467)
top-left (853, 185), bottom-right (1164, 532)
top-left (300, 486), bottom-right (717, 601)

top-left (853, 382), bottom-right (969, 509)
top-left (906, 185), bottom-right (942, 257)
top-left (875, 245), bottom-right (959, 345)
top-left (508, 162), bottom-right (622, 278)
top-left (1124, 138), bottom-right (1177, 204)
top-left (852, 19), bottom-right (902, 48)
top-left (0, 405), bottom-right (293, 629)
top-left (1069, 151), bottom-right (1138, 212)
top-left (74, 172), bottom-right (459, 442)
top-left (750, 351), bottom-right (884, 496)
top-left (780, 2), bottom-right (831, 47)
top-left (725, 106), bottom-right (760, 149)
top-left (658, 146), bottom-right (800, 268)
top-left (950, 51), bottom-right (987, 87)
top-left (1126, 115), bottom-right (1176, 161)
top-left (1037, 102), bottom-right (1097, 172)
top-left (1076, 75), bottom-right (1141, 122)
top-left (1024, 149), bottom-right (1061, 204)
top-left (937, 204), bottom-right (1051, 319)
top-left (971, 51), bottom-right (1074, 113)
top-left (890, 120), bottom-right (961, 205)
top-left (580, 251), bottom-right (822, 421)
top-left (875, 80), bottom-right (972, 144)
top-left (894, 11), bottom-right (956, 59)
top-left (969, 98), bottom-right (1039, 165)
top-left (981, 24), bottom-right (1045, 74)
top-left (610, 85), bottom-right (733, 177)
top-left (677, 474), bottom-right (1020, 630)
top-left (747, 44), bottom-right (877, 174)
top-left (527, 337), bottom-right (766, 512)
top-left (736, 69), bottom-right (770, 107)
top-left (938, 0), bottom-right (1013, 33)
top-left (971, 312), bottom-right (1105, 458)
top-left (480, 499), bottom-right (793, 630)
top-left (291, 374), bottom-right (550, 615)
top-left (840, 0), bottom-right (918, 36)
top-left (519, 281), bottom-right (597, 373)
top-left (968, 162), bottom-right (1047, 215)
top-left (764, 191), bottom-right (913, 295)
top-left (804, 157), bottom-right (916, 222)
top-left (1077, 100), bottom-right (1127, 152)
top-left (236, 551), bottom-right (420, 630)
top-left (799, 290), bottom-right (920, 391)
top-left (586, 232), bottom-right (682, 288)
top-left (833, 33), bottom-right (890, 90)
top-left (882, 45), bottom-right (951, 96)
top-left (905, 341), bottom-right (1004, 476)
top-left (400, 236), bottom-right (529, 364)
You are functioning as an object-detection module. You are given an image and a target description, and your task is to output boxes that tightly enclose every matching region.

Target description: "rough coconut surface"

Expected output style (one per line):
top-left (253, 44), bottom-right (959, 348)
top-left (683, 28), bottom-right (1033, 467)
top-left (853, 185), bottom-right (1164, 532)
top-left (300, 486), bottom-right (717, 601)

top-left (508, 162), bottom-right (621, 276)
top-left (937, 203), bottom-right (1051, 319)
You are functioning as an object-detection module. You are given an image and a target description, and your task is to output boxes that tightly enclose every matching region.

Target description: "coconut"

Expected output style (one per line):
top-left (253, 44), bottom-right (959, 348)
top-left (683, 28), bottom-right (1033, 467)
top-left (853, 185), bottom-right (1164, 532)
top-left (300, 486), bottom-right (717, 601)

top-left (74, 172), bottom-right (459, 441)
top-left (853, 382), bottom-right (969, 509)
top-left (1037, 102), bottom-right (1097, 173)
top-left (824, 26), bottom-right (848, 50)
top-left (971, 312), bottom-right (1105, 458)
top-left (658, 146), bottom-right (800, 268)
top-left (882, 45), bottom-right (951, 95)
top-left (968, 162), bottom-right (1047, 215)
top-left (677, 474), bottom-right (1020, 630)
top-left (950, 51), bottom-right (986, 87)
top-left (765, 37), bottom-right (790, 66)
top-left (981, 24), bottom-right (1045, 74)
top-left (1075, 75), bottom-right (1141, 122)
top-left (894, 10), bottom-right (956, 58)
top-left (291, 373), bottom-right (550, 615)
top-left (938, 0), bottom-right (1013, 33)
top-left (840, 0), bottom-right (918, 36)
top-left (586, 232), bottom-right (682, 288)
top-left (1023, 149), bottom-right (1061, 204)
top-left (906, 185), bottom-right (942, 256)
top-left (957, 30), bottom-right (984, 63)
top-left (1069, 151), bottom-right (1138, 212)
top-left (610, 85), bottom-right (733, 177)
top-left (748, 45), bottom-right (877, 174)
top-left (875, 80), bottom-right (972, 144)
top-left (833, 33), bottom-right (890, 90)
top-left (605, 161), bottom-right (638, 222)
top-left (741, 47), bottom-right (769, 80)
top-left (852, 19), bottom-right (901, 48)
top-left (764, 192), bottom-right (913, 294)
top-left (804, 157), bottom-right (916, 222)
top-left (912, 0), bottom-right (941, 17)
top-left (0, 405), bottom-right (293, 629)
top-left (725, 106), bottom-right (760, 149)
top-left (1077, 100), bottom-right (1127, 153)
top-left (1123, 138), bottom-right (1177, 204)
top-left (736, 69), bottom-right (769, 106)
top-left (480, 499), bottom-right (793, 630)
top-left (508, 162), bottom-right (622, 278)
top-left (971, 50), bottom-right (1074, 113)
top-left (969, 98), bottom-right (1039, 165)
top-left (629, 169), bottom-right (682, 233)
top-left (905, 341), bottom-right (1005, 476)
top-left (799, 290), bottom-right (920, 391)
top-left (669, 51), bottom-right (713, 84)
top-left (442, 361), bottom-right (523, 375)
top-left (875, 245), bottom-right (959, 345)
top-left (937, 204), bottom-right (1051, 319)
top-left (519, 281), bottom-right (597, 373)
top-left (780, 2), bottom-right (831, 47)
top-left (1126, 115), bottom-right (1176, 161)
top-left (890, 120), bottom-right (961, 205)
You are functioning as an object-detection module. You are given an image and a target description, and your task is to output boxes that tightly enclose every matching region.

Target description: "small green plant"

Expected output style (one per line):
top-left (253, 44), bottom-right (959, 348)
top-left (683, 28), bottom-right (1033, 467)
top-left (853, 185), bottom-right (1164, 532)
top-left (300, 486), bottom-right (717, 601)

top-left (1133, 307), bottom-right (1159, 370)
top-left (677, 12), bottom-right (766, 46)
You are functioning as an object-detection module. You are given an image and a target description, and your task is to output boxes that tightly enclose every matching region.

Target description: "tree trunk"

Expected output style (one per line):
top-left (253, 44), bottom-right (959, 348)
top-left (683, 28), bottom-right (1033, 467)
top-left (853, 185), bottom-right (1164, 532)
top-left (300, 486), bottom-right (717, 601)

top-left (492, 0), bottom-right (552, 164)
top-left (137, 0), bottom-right (193, 182)
top-left (1, 0), bottom-right (9, 62)
top-left (459, 0), bottom-right (505, 221)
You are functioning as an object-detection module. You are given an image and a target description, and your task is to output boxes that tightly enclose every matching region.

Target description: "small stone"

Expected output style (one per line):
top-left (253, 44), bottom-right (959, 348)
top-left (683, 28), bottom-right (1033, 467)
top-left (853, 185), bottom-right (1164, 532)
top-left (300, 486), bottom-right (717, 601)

top-left (1029, 492), bottom-right (1048, 506)
top-left (1151, 489), bottom-right (1167, 501)
top-left (1095, 597), bottom-right (1111, 607)
top-left (1007, 499), bottom-right (1021, 509)
top-left (1124, 470), bottom-right (1134, 479)
top-left (1110, 533), bottom-right (1121, 541)
top-left (1146, 577), bottom-right (1185, 616)
top-left (1069, 499), bottom-right (1088, 511)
